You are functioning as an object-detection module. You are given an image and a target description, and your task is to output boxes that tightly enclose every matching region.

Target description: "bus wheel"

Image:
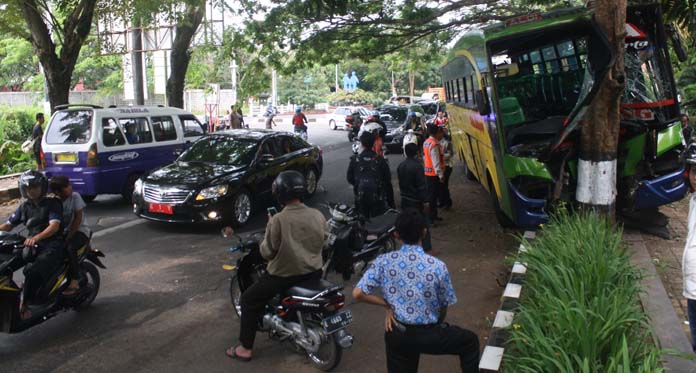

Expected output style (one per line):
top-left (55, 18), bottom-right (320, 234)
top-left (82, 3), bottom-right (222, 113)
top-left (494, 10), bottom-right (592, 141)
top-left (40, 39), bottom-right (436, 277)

top-left (487, 175), bottom-right (515, 228)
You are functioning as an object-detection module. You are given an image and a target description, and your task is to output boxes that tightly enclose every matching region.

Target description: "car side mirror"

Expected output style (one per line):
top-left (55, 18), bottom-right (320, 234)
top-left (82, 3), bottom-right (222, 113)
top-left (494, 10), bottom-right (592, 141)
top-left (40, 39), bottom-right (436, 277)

top-left (258, 154), bottom-right (274, 164)
top-left (475, 90), bottom-right (492, 116)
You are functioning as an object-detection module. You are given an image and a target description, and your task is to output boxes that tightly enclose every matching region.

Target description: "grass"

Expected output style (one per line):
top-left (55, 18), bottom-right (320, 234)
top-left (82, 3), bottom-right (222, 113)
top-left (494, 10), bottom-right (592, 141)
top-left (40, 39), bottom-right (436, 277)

top-left (504, 210), bottom-right (663, 372)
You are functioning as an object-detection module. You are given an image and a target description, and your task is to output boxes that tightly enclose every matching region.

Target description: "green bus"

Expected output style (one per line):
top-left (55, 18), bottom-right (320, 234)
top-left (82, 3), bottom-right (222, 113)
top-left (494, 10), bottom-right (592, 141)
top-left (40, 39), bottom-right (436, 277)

top-left (442, 2), bottom-right (688, 227)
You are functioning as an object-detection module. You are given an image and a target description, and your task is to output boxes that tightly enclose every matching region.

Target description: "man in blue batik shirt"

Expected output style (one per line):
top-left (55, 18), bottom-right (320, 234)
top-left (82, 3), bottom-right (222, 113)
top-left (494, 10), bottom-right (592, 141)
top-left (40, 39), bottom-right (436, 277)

top-left (353, 209), bottom-right (479, 373)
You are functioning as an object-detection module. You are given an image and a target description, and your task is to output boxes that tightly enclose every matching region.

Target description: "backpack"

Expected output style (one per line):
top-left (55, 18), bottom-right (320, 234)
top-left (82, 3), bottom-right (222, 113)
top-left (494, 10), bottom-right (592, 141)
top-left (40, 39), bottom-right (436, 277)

top-left (293, 113), bottom-right (305, 126)
top-left (354, 154), bottom-right (383, 202)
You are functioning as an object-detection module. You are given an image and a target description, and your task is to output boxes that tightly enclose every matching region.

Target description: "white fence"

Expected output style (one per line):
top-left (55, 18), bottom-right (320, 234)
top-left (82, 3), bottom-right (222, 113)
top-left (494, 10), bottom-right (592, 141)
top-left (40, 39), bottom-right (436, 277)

top-left (0, 90), bottom-right (331, 116)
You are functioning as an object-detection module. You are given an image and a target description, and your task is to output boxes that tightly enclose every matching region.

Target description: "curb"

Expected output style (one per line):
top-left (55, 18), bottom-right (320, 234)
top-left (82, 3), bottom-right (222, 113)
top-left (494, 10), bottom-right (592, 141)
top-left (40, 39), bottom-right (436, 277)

top-left (479, 230), bottom-right (535, 372)
top-left (0, 173), bottom-right (20, 203)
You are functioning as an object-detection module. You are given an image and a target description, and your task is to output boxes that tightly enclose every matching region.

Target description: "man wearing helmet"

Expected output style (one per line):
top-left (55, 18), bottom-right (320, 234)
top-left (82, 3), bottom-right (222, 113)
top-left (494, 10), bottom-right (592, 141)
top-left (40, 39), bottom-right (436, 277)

top-left (0, 170), bottom-right (64, 320)
top-left (227, 171), bottom-right (325, 362)
top-left (292, 106), bottom-right (308, 140)
top-left (682, 143), bottom-right (696, 351)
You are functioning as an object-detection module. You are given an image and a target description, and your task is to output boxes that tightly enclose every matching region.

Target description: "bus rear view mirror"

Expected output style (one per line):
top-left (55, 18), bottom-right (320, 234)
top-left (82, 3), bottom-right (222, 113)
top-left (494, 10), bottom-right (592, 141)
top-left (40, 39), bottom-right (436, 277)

top-left (475, 90), bottom-right (492, 116)
top-left (666, 24), bottom-right (688, 62)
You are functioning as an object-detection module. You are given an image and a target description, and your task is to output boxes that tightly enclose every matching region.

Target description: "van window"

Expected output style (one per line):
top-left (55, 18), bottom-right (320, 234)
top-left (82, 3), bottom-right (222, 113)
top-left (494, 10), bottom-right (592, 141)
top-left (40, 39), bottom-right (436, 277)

top-left (101, 118), bottom-right (126, 147)
top-left (120, 118), bottom-right (152, 144)
top-left (179, 116), bottom-right (204, 137)
top-left (152, 116), bottom-right (178, 142)
top-left (45, 110), bottom-right (93, 144)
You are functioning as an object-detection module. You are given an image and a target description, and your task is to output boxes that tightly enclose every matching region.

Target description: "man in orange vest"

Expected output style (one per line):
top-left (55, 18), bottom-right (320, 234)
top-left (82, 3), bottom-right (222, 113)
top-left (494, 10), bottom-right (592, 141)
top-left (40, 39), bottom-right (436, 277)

top-left (423, 125), bottom-right (445, 222)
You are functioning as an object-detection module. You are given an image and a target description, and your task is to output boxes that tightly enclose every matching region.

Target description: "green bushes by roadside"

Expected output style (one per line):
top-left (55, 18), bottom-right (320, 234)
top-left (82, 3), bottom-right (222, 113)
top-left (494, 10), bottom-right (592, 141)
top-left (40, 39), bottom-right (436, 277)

top-left (0, 106), bottom-right (43, 175)
top-left (505, 211), bottom-right (663, 372)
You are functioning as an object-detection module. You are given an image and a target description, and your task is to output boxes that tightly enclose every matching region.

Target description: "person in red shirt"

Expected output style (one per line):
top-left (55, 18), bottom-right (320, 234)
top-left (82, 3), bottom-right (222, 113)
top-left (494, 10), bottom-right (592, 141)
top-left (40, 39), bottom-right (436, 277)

top-left (433, 111), bottom-right (448, 127)
top-left (292, 106), bottom-right (308, 140)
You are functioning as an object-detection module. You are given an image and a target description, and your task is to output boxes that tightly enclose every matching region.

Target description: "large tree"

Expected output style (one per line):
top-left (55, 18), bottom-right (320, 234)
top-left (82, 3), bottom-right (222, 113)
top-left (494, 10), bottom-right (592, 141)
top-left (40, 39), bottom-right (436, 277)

top-left (166, 1), bottom-right (205, 108)
top-left (4, 0), bottom-right (99, 111)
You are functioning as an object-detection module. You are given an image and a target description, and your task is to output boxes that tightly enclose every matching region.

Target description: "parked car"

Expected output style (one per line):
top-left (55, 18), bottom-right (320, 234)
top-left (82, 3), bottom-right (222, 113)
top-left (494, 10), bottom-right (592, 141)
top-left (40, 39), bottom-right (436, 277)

top-left (132, 129), bottom-right (323, 226)
top-left (42, 104), bottom-right (206, 202)
top-left (376, 105), bottom-right (410, 150)
top-left (387, 95), bottom-right (424, 105)
top-left (327, 106), bottom-right (370, 130)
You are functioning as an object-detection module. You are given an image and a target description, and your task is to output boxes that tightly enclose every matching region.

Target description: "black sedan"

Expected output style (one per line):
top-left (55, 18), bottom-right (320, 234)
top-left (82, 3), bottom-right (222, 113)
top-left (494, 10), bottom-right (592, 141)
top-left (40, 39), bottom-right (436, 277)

top-left (377, 105), bottom-right (410, 150)
top-left (132, 129), bottom-right (323, 226)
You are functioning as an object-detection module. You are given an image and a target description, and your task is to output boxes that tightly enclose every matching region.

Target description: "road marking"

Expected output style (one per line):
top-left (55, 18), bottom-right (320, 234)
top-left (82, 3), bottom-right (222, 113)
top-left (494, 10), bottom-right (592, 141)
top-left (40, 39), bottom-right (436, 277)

top-left (92, 219), bottom-right (146, 239)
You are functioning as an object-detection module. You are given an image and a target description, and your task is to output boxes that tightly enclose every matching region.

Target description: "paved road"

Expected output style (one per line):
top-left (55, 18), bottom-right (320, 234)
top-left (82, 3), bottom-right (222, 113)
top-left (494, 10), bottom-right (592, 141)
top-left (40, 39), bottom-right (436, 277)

top-left (0, 123), bottom-right (504, 373)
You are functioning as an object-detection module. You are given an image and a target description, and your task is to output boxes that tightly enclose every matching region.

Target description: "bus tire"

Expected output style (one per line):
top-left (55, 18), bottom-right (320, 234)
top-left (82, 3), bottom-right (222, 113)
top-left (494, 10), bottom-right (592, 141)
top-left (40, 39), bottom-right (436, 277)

top-left (487, 174), bottom-right (515, 228)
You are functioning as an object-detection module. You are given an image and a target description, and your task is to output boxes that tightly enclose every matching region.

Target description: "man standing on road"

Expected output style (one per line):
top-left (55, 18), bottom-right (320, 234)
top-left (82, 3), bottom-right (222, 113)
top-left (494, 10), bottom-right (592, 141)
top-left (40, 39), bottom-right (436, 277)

top-left (229, 105), bottom-right (242, 129)
top-left (397, 143), bottom-right (435, 254)
top-left (347, 131), bottom-right (395, 218)
top-left (226, 171), bottom-right (325, 362)
top-left (32, 113), bottom-right (45, 170)
top-left (264, 104), bottom-right (276, 130)
top-left (423, 125), bottom-right (445, 221)
top-left (353, 209), bottom-right (480, 372)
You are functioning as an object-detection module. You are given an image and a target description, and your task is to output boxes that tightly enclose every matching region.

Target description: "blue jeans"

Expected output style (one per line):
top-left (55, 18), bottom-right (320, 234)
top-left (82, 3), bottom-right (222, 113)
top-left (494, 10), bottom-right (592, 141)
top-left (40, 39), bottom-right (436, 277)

top-left (689, 299), bottom-right (696, 352)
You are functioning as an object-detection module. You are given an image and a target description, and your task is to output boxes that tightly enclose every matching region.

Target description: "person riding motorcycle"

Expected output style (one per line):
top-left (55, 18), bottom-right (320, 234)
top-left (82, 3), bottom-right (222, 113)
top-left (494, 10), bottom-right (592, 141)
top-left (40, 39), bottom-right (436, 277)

top-left (348, 108), bottom-right (363, 141)
top-left (402, 111), bottom-right (425, 155)
top-left (357, 120), bottom-right (387, 156)
top-left (227, 171), bottom-right (325, 362)
top-left (292, 106), bottom-right (309, 140)
top-left (0, 170), bottom-right (64, 320)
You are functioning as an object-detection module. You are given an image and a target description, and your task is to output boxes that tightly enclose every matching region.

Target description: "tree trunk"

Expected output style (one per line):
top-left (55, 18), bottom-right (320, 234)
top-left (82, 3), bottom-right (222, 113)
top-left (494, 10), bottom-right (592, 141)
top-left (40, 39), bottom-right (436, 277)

top-left (19, 0), bottom-right (97, 113)
top-left (166, 2), bottom-right (205, 109)
top-left (408, 70), bottom-right (416, 97)
top-left (575, 0), bottom-right (626, 215)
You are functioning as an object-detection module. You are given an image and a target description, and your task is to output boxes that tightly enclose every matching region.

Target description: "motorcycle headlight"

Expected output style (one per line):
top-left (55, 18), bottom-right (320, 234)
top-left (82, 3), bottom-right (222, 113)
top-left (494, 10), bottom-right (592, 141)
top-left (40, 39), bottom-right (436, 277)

top-left (195, 185), bottom-right (229, 201)
top-left (134, 178), bottom-right (143, 194)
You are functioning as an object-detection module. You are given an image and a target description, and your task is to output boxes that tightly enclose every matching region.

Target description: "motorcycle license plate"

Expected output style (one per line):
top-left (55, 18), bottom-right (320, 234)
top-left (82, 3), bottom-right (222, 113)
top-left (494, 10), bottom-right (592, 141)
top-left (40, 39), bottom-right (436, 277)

top-left (321, 310), bottom-right (352, 334)
top-left (148, 203), bottom-right (174, 215)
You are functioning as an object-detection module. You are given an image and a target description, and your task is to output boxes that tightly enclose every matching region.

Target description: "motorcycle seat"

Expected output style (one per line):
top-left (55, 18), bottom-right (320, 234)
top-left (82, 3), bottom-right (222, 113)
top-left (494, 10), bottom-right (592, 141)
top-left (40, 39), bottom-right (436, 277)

top-left (286, 279), bottom-right (343, 299)
top-left (364, 211), bottom-right (398, 235)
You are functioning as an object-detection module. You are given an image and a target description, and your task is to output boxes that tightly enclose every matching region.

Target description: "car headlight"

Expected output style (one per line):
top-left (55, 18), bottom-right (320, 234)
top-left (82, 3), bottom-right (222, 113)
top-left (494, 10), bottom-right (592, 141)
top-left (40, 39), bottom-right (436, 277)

top-left (195, 185), bottom-right (229, 201)
top-left (134, 178), bottom-right (143, 194)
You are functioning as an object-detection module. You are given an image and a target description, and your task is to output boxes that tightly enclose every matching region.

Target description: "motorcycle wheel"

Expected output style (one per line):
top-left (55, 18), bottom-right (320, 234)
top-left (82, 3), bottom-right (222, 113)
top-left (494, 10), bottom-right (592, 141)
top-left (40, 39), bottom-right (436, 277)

top-left (307, 331), bottom-right (342, 371)
top-left (229, 275), bottom-right (242, 318)
top-left (74, 262), bottom-right (100, 311)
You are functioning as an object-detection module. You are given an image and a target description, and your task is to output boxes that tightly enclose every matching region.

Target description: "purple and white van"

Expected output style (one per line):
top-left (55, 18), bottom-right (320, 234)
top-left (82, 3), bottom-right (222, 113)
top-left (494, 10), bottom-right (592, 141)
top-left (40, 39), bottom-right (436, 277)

top-left (42, 105), bottom-right (206, 202)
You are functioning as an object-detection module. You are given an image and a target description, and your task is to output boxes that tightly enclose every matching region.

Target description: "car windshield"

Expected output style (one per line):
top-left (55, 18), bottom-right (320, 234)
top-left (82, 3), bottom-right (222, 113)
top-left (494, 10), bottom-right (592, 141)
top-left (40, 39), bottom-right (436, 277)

top-left (179, 136), bottom-right (257, 166)
top-left (45, 110), bottom-right (93, 144)
top-left (378, 107), bottom-right (408, 123)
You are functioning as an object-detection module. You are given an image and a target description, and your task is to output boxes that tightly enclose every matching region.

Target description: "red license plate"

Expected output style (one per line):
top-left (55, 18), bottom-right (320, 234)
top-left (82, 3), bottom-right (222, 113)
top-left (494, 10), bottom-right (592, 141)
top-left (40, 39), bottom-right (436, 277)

top-left (148, 203), bottom-right (174, 215)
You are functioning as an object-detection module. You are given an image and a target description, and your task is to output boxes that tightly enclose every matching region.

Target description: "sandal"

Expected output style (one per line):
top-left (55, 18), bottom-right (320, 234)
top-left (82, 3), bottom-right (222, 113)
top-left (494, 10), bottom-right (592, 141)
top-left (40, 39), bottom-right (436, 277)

top-left (225, 346), bottom-right (252, 362)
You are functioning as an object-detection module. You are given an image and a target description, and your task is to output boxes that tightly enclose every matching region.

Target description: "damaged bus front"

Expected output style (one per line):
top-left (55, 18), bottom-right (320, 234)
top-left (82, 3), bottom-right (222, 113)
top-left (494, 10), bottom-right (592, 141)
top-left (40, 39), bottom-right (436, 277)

top-left (443, 3), bottom-right (687, 228)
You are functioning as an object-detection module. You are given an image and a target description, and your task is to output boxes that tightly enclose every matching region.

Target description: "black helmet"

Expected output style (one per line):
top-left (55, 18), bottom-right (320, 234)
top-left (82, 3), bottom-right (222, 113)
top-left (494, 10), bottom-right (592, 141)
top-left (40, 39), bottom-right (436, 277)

top-left (18, 170), bottom-right (48, 200)
top-left (686, 142), bottom-right (696, 165)
top-left (272, 170), bottom-right (307, 204)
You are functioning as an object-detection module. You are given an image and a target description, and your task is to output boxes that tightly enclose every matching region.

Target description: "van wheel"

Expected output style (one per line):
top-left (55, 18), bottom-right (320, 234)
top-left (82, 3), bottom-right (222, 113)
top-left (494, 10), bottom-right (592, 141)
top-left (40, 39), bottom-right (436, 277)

top-left (329, 120), bottom-right (337, 130)
top-left (229, 189), bottom-right (253, 227)
top-left (122, 174), bottom-right (140, 203)
top-left (81, 194), bottom-right (97, 203)
top-left (487, 174), bottom-right (515, 228)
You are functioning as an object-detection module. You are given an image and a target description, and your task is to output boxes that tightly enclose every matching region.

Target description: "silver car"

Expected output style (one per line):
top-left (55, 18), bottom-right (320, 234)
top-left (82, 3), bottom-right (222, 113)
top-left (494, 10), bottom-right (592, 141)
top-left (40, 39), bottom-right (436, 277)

top-left (326, 106), bottom-right (371, 130)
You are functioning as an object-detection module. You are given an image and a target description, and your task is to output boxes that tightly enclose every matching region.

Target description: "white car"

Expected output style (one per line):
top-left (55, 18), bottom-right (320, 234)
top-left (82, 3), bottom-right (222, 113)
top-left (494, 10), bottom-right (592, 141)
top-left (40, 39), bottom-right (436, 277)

top-left (326, 106), bottom-right (371, 130)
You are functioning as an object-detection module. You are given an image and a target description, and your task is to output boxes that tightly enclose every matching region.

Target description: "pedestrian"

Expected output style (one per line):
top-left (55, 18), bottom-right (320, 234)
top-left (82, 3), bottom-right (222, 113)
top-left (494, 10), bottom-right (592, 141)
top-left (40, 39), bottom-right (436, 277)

top-left (353, 209), bottom-right (480, 373)
top-left (683, 143), bottom-right (696, 352)
top-left (682, 114), bottom-right (692, 142)
top-left (32, 113), bottom-right (45, 170)
top-left (433, 110), bottom-right (448, 127)
top-left (292, 106), bottom-right (308, 140)
top-left (423, 125), bottom-right (445, 222)
top-left (397, 143), bottom-right (436, 255)
top-left (264, 104), bottom-right (276, 130)
top-left (49, 175), bottom-right (91, 296)
top-left (439, 129), bottom-right (454, 210)
top-left (226, 171), bottom-right (325, 362)
top-left (237, 106), bottom-right (246, 128)
top-left (347, 131), bottom-right (395, 218)
top-left (229, 105), bottom-right (242, 129)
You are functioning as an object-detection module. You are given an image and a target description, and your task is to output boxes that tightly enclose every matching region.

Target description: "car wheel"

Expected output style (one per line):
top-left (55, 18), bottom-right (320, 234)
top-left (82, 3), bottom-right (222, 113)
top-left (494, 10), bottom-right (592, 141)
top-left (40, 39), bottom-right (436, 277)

top-left (305, 167), bottom-right (319, 197)
top-left (122, 174), bottom-right (140, 203)
top-left (230, 189), bottom-right (253, 226)
top-left (329, 120), bottom-right (337, 130)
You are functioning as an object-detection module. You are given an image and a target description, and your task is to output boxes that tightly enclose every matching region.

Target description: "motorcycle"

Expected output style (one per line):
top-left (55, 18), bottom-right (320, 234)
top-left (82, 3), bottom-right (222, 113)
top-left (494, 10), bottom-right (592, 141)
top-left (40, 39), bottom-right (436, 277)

top-left (0, 230), bottom-right (105, 333)
top-left (322, 203), bottom-right (398, 281)
top-left (225, 231), bottom-right (353, 371)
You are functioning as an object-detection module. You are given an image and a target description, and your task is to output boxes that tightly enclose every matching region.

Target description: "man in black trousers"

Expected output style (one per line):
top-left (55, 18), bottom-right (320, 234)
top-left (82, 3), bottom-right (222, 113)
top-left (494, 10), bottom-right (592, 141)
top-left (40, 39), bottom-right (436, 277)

top-left (397, 142), bottom-right (436, 255)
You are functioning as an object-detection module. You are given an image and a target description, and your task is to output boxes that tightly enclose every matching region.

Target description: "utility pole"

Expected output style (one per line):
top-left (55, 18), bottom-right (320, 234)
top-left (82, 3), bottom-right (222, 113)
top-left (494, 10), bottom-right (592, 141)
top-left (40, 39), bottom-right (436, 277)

top-left (335, 64), bottom-right (339, 92)
top-left (575, 0), bottom-right (626, 215)
top-left (230, 60), bottom-right (238, 105)
top-left (131, 20), bottom-right (145, 105)
top-left (271, 69), bottom-right (278, 107)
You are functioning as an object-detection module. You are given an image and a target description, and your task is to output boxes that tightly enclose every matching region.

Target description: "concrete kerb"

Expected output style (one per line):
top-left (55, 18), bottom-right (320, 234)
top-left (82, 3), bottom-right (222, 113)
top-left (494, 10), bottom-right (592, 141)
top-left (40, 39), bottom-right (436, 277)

top-left (479, 230), bottom-right (534, 372)
top-left (0, 173), bottom-right (21, 203)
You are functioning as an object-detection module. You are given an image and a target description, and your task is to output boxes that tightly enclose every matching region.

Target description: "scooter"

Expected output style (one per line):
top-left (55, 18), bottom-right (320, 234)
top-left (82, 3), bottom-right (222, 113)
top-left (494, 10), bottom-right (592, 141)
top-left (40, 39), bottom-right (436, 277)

top-left (0, 231), bottom-right (105, 333)
top-left (323, 203), bottom-right (398, 280)
top-left (224, 230), bottom-right (353, 372)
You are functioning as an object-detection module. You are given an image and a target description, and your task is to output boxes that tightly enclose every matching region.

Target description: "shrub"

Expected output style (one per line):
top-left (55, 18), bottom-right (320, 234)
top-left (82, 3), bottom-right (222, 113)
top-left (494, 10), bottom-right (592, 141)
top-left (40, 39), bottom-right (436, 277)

top-left (0, 105), bottom-right (43, 143)
top-left (0, 141), bottom-right (34, 175)
top-left (504, 210), bottom-right (663, 372)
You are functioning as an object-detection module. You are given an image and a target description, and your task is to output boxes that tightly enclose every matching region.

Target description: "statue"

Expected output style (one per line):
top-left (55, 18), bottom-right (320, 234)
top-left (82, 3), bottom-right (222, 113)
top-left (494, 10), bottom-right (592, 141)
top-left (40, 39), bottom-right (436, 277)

top-left (342, 73), bottom-right (350, 91)
top-left (348, 71), bottom-right (360, 92)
